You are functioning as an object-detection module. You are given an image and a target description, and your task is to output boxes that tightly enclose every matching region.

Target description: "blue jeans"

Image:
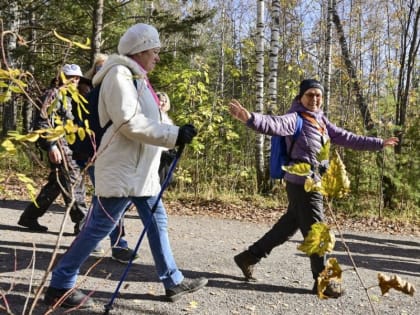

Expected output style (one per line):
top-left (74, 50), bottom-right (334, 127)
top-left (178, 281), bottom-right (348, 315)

top-left (50, 195), bottom-right (183, 289)
top-left (86, 166), bottom-right (128, 249)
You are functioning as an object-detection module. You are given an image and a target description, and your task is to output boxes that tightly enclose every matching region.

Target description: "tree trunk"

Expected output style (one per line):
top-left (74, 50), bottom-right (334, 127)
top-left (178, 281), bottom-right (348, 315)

top-left (395, 1), bottom-right (420, 154)
top-left (264, 0), bottom-right (281, 191)
top-left (255, 0), bottom-right (265, 192)
top-left (331, 0), bottom-right (375, 130)
top-left (91, 0), bottom-right (104, 61)
top-left (2, 1), bottom-right (19, 137)
top-left (323, 0), bottom-right (333, 117)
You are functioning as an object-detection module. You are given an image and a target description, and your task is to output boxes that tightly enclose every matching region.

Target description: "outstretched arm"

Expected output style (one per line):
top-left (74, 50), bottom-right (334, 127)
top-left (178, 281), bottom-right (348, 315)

top-left (229, 99), bottom-right (251, 123)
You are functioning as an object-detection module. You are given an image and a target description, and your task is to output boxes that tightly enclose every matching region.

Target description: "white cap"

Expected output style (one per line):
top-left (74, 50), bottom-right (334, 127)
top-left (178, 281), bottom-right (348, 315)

top-left (62, 64), bottom-right (83, 77)
top-left (118, 23), bottom-right (161, 56)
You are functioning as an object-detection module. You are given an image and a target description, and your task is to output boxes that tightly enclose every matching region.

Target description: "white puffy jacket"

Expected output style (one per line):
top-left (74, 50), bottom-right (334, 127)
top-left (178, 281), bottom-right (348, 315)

top-left (92, 54), bottom-right (179, 197)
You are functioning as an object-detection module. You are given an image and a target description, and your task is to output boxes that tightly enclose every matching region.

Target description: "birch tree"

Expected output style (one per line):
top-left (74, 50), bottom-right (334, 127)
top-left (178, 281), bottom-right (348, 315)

top-left (91, 0), bottom-right (104, 61)
top-left (255, 0), bottom-right (265, 191)
top-left (1, 1), bottom-right (19, 136)
top-left (323, 0), bottom-right (333, 116)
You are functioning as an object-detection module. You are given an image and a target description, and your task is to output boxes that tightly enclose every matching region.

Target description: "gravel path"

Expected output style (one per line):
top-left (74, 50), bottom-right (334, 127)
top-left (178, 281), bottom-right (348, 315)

top-left (0, 200), bottom-right (419, 315)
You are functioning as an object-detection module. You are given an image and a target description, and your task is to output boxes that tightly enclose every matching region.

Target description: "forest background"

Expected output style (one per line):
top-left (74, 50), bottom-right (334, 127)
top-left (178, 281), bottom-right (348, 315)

top-left (0, 0), bottom-right (419, 226)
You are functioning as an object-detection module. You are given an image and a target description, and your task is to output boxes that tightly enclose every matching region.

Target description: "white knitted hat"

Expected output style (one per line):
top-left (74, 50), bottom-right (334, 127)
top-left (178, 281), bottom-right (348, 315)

top-left (118, 23), bottom-right (161, 55)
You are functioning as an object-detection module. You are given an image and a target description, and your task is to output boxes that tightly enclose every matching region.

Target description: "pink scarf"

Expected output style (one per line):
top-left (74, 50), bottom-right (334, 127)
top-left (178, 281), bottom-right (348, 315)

top-left (146, 76), bottom-right (160, 108)
top-left (139, 65), bottom-right (160, 108)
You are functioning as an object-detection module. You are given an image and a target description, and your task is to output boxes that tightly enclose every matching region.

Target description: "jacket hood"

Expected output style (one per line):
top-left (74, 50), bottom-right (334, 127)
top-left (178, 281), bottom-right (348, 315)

top-left (92, 54), bottom-right (144, 87)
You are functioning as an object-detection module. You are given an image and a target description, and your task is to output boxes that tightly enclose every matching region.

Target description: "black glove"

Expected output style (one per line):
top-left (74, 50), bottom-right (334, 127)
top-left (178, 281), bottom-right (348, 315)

top-left (176, 124), bottom-right (197, 146)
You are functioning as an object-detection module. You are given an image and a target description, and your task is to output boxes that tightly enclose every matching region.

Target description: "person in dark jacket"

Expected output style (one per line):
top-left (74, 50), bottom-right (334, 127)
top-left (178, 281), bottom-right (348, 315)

top-left (73, 63), bottom-right (137, 263)
top-left (18, 64), bottom-right (88, 235)
top-left (228, 79), bottom-right (399, 298)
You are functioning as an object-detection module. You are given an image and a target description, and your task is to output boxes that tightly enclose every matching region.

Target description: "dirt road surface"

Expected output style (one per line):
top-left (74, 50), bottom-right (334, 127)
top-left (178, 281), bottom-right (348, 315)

top-left (1, 200), bottom-right (419, 315)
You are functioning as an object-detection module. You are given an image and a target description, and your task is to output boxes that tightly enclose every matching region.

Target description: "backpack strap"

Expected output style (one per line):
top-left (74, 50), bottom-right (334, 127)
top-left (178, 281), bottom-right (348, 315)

top-left (287, 112), bottom-right (303, 158)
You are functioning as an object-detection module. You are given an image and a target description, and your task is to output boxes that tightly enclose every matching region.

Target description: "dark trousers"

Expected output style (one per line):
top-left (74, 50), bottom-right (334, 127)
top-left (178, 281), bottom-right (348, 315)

top-left (22, 151), bottom-right (87, 225)
top-left (249, 181), bottom-right (326, 279)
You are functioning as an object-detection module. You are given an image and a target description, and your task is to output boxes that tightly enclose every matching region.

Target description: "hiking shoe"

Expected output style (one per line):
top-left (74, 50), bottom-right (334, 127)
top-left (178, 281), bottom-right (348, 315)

top-left (44, 287), bottom-right (94, 309)
top-left (111, 247), bottom-right (139, 264)
top-left (165, 277), bottom-right (208, 302)
top-left (234, 250), bottom-right (259, 282)
top-left (312, 280), bottom-right (345, 298)
top-left (18, 215), bottom-right (48, 232)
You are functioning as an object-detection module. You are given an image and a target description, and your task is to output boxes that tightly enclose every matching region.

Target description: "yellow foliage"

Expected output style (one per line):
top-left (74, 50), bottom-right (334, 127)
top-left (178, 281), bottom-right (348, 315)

top-left (317, 139), bottom-right (330, 161)
top-left (304, 177), bottom-right (321, 192)
top-left (317, 258), bottom-right (343, 299)
top-left (282, 162), bottom-right (311, 176)
top-left (298, 222), bottom-right (336, 257)
top-left (1, 139), bottom-right (17, 154)
top-left (319, 150), bottom-right (350, 199)
top-left (53, 30), bottom-right (91, 50)
top-left (16, 173), bottom-right (39, 207)
top-left (378, 273), bottom-right (416, 296)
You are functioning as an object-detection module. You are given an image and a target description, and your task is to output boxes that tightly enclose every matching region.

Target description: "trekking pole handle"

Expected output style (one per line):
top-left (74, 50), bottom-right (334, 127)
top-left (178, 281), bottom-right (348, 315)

top-left (175, 143), bottom-right (185, 159)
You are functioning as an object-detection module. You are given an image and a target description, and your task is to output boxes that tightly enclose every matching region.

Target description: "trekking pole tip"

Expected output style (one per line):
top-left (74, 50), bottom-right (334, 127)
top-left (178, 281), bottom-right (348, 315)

top-left (103, 304), bottom-right (113, 315)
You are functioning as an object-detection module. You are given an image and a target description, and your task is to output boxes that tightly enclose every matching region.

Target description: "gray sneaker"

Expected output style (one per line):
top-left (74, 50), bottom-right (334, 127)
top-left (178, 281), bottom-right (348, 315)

top-left (165, 277), bottom-right (208, 302)
top-left (111, 247), bottom-right (139, 264)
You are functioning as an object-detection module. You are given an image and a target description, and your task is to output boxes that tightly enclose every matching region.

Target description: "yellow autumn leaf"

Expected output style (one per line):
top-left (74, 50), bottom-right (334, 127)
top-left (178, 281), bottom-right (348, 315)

top-left (304, 177), bottom-right (322, 192)
top-left (317, 258), bottom-right (343, 299)
top-left (41, 126), bottom-right (65, 141)
top-left (16, 173), bottom-right (35, 184)
top-left (77, 127), bottom-right (87, 141)
top-left (53, 30), bottom-right (90, 50)
top-left (19, 133), bottom-right (40, 143)
top-left (0, 90), bottom-right (12, 103)
top-left (0, 68), bottom-right (22, 79)
top-left (378, 273), bottom-right (416, 296)
top-left (9, 85), bottom-right (24, 94)
top-left (282, 162), bottom-right (311, 176)
top-left (317, 139), bottom-right (330, 162)
top-left (7, 131), bottom-right (27, 141)
top-left (319, 150), bottom-right (350, 199)
top-left (83, 119), bottom-right (94, 136)
top-left (189, 300), bottom-right (198, 309)
top-left (53, 30), bottom-right (71, 44)
top-left (1, 139), bottom-right (17, 154)
top-left (54, 116), bottom-right (64, 126)
top-left (66, 132), bottom-right (76, 145)
top-left (73, 38), bottom-right (91, 50)
top-left (17, 173), bottom-right (38, 207)
top-left (298, 222), bottom-right (336, 257)
top-left (0, 69), bottom-right (10, 79)
top-left (64, 119), bottom-right (78, 134)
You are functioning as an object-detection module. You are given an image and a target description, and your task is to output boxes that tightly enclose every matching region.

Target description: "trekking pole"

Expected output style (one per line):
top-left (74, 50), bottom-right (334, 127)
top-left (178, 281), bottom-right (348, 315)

top-left (103, 144), bottom-right (185, 315)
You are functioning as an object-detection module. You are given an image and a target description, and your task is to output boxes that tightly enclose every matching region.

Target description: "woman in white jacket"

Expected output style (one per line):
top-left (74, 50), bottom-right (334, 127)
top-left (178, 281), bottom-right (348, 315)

top-left (45, 23), bottom-right (207, 309)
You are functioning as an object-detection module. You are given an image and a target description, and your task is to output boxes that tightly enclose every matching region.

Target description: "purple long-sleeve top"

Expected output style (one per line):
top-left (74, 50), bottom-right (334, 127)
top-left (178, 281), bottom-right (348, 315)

top-left (246, 99), bottom-right (384, 185)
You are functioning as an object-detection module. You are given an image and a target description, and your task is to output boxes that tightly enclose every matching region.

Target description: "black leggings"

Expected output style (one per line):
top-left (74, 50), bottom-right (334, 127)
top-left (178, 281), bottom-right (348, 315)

top-left (249, 181), bottom-right (326, 279)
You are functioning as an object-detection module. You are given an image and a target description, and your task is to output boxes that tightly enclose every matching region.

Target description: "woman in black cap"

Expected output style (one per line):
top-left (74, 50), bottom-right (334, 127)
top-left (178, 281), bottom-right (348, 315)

top-left (228, 79), bottom-right (398, 298)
